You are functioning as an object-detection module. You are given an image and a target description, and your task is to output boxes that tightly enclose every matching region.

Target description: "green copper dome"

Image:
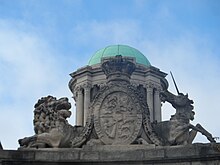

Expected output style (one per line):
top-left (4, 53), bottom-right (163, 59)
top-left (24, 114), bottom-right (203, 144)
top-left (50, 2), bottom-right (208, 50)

top-left (88, 45), bottom-right (151, 66)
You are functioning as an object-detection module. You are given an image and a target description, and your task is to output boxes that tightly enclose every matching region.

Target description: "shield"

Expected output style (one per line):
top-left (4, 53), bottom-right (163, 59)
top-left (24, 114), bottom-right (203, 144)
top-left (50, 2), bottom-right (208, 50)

top-left (93, 85), bottom-right (142, 145)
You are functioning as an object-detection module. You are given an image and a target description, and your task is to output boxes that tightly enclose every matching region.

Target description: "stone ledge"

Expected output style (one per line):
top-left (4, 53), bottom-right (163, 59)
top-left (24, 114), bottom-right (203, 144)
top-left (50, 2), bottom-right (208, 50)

top-left (0, 143), bottom-right (220, 164)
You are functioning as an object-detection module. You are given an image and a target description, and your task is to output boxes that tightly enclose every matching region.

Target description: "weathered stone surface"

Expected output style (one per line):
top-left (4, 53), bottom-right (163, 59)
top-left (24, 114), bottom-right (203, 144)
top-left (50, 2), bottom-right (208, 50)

top-left (144, 148), bottom-right (165, 159)
top-left (158, 90), bottom-right (216, 145)
top-left (80, 151), bottom-right (99, 160)
top-left (1, 144), bottom-right (220, 164)
top-left (71, 56), bottom-right (163, 147)
top-left (18, 96), bottom-right (84, 149)
top-left (93, 86), bottom-right (142, 145)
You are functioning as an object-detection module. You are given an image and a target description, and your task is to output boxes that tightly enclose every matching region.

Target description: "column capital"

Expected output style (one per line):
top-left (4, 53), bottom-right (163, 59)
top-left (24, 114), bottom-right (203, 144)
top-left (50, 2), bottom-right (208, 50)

top-left (154, 89), bottom-right (160, 95)
top-left (82, 83), bottom-right (92, 92)
top-left (130, 80), bottom-right (144, 87)
top-left (74, 85), bottom-right (83, 95)
top-left (97, 82), bottom-right (105, 88)
top-left (154, 84), bottom-right (162, 93)
top-left (146, 81), bottom-right (155, 89)
top-left (130, 81), bottom-right (138, 87)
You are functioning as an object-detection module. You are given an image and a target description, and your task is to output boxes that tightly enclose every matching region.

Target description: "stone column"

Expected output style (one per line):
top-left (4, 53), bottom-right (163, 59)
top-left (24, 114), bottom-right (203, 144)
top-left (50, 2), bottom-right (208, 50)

top-left (146, 83), bottom-right (154, 122)
top-left (154, 88), bottom-right (161, 122)
top-left (83, 84), bottom-right (91, 126)
top-left (76, 87), bottom-right (84, 126)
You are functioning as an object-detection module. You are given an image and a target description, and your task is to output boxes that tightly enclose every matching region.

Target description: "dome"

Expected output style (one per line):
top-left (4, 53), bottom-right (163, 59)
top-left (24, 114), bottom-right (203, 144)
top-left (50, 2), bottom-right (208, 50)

top-left (88, 45), bottom-right (151, 66)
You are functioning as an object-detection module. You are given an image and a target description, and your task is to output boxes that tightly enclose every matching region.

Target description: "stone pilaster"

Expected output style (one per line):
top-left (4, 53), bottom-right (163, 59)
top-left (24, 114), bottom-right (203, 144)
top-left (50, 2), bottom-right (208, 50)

top-left (146, 82), bottom-right (154, 122)
top-left (76, 87), bottom-right (84, 126)
top-left (154, 88), bottom-right (161, 122)
top-left (83, 83), bottom-right (91, 126)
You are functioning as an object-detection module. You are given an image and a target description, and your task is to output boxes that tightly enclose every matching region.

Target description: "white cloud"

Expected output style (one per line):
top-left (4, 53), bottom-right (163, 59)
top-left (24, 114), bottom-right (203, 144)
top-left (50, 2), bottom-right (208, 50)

top-left (0, 20), bottom-right (75, 149)
top-left (71, 20), bottom-right (143, 47)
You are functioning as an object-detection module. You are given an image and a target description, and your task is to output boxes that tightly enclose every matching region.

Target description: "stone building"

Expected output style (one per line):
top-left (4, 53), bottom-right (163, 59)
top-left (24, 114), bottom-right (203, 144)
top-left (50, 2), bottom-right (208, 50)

top-left (69, 45), bottom-right (168, 126)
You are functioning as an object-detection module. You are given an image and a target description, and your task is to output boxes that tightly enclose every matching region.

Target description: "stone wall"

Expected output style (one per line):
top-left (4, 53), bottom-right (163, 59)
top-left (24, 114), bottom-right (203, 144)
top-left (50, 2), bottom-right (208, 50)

top-left (1, 143), bottom-right (220, 165)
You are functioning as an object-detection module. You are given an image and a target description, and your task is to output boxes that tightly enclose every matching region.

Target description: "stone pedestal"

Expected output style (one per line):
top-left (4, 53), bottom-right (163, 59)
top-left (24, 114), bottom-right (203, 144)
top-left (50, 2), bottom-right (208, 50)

top-left (1, 143), bottom-right (220, 165)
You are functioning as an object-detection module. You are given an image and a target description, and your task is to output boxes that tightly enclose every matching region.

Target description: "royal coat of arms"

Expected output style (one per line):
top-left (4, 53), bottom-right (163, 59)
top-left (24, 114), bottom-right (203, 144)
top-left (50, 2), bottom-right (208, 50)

top-left (93, 84), bottom-right (143, 145)
top-left (18, 55), bottom-right (216, 149)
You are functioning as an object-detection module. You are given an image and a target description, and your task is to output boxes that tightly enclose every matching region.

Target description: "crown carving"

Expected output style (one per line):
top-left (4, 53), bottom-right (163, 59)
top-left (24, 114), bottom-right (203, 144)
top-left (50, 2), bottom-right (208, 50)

top-left (101, 55), bottom-right (136, 82)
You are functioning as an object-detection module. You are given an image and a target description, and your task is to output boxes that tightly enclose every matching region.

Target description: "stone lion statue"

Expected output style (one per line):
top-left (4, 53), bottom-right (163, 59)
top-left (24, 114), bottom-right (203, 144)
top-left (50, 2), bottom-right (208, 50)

top-left (18, 96), bottom-right (83, 148)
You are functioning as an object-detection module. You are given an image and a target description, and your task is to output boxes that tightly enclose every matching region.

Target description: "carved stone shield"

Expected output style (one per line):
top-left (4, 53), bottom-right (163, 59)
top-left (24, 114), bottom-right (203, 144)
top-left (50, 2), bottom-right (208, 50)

top-left (93, 84), bottom-right (142, 145)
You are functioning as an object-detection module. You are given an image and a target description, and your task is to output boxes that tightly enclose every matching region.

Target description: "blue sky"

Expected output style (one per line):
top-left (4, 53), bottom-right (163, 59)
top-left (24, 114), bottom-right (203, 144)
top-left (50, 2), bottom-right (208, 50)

top-left (0, 0), bottom-right (220, 149)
